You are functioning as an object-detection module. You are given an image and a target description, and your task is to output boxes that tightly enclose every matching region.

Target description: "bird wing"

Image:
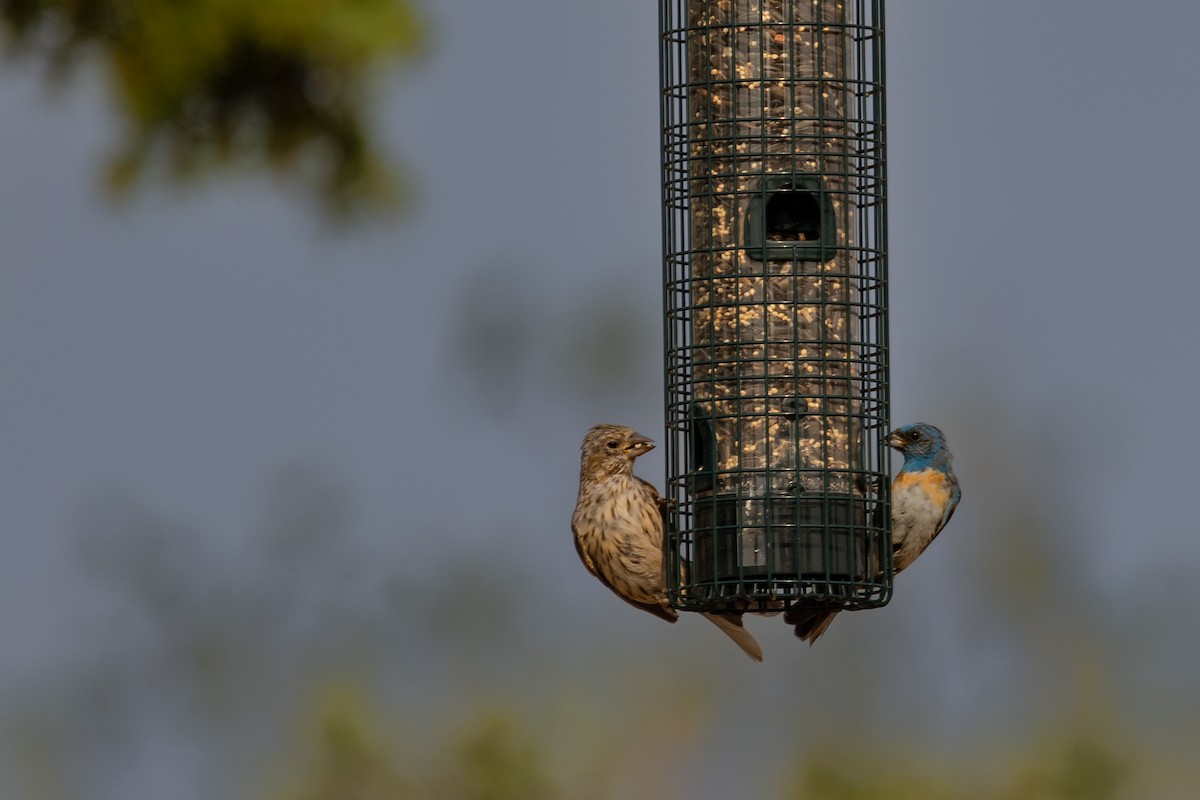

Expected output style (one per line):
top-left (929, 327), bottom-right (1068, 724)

top-left (636, 476), bottom-right (667, 514)
top-left (640, 475), bottom-right (690, 586)
top-left (573, 530), bottom-right (603, 580)
top-left (933, 481), bottom-right (961, 539)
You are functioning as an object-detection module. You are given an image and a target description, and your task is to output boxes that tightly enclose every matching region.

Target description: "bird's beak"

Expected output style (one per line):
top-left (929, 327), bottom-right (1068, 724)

top-left (625, 434), bottom-right (655, 455)
top-left (887, 431), bottom-right (903, 449)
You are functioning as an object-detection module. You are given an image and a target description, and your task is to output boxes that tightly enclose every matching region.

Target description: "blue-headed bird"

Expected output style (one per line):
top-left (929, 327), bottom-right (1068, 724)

top-left (787, 422), bottom-right (961, 644)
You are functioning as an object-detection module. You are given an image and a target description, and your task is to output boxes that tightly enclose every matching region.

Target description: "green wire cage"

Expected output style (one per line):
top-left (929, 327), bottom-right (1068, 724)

top-left (660, 0), bottom-right (891, 616)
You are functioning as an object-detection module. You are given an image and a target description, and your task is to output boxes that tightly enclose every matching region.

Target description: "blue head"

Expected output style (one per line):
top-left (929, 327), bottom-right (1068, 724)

top-left (889, 423), bottom-right (952, 472)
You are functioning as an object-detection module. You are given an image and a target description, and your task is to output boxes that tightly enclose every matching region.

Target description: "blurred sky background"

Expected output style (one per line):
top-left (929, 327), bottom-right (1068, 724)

top-left (3, 1), bottom-right (1200, 798)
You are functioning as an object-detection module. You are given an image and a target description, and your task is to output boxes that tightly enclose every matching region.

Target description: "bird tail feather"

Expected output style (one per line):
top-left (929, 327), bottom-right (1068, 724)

top-left (703, 612), bottom-right (763, 662)
top-left (784, 607), bottom-right (840, 646)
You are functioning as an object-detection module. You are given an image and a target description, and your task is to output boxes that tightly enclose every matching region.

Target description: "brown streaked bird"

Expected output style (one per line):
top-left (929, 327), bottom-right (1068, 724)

top-left (572, 424), bottom-right (763, 662)
top-left (786, 422), bottom-right (961, 644)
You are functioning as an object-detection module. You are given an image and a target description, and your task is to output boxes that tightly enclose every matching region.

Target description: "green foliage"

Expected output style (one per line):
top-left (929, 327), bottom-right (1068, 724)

top-left (999, 735), bottom-right (1128, 800)
top-left (434, 711), bottom-right (556, 800)
top-left (271, 685), bottom-right (413, 800)
top-left (791, 748), bottom-right (955, 800)
top-left (787, 733), bottom-right (1129, 800)
top-left (1, 0), bottom-right (424, 217)
top-left (267, 687), bottom-right (557, 800)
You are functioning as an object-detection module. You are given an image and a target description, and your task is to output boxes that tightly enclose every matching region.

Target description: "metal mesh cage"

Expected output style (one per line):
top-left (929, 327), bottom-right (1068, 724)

top-left (660, 0), bottom-right (890, 614)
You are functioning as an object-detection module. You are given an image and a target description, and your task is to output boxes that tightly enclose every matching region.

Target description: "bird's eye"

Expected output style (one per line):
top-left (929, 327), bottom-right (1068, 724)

top-left (606, 440), bottom-right (619, 449)
top-left (908, 430), bottom-right (922, 441)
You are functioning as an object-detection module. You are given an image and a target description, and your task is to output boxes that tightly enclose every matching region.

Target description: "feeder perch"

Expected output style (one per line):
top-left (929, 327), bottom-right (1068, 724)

top-left (660, 0), bottom-right (891, 617)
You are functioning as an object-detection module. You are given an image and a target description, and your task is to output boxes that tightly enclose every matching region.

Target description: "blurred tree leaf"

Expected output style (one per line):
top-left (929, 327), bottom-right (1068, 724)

top-left (791, 750), bottom-right (956, 800)
top-left (269, 695), bottom-right (558, 800)
top-left (1, 0), bottom-right (425, 218)
top-left (435, 710), bottom-right (556, 800)
top-left (1000, 734), bottom-right (1128, 800)
top-left (787, 730), bottom-right (1129, 800)
top-left (271, 684), bottom-right (414, 800)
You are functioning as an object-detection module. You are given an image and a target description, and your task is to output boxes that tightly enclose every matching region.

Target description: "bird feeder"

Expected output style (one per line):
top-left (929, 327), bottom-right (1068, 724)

top-left (661, 0), bottom-right (891, 616)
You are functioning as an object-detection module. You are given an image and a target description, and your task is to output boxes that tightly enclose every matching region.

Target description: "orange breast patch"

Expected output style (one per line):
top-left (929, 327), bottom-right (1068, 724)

top-left (894, 469), bottom-right (951, 507)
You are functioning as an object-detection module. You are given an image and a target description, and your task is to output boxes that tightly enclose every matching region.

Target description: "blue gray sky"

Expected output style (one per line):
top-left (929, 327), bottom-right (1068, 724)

top-left (3, 1), bottom-right (1200, 798)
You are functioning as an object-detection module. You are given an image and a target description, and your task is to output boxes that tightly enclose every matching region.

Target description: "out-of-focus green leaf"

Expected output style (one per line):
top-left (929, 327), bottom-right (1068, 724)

top-left (270, 683), bottom-right (415, 800)
top-left (434, 711), bottom-right (557, 800)
top-left (786, 731), bottom-right (1130, 800)
top-left (1, 0), bottom-right (425, 218)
